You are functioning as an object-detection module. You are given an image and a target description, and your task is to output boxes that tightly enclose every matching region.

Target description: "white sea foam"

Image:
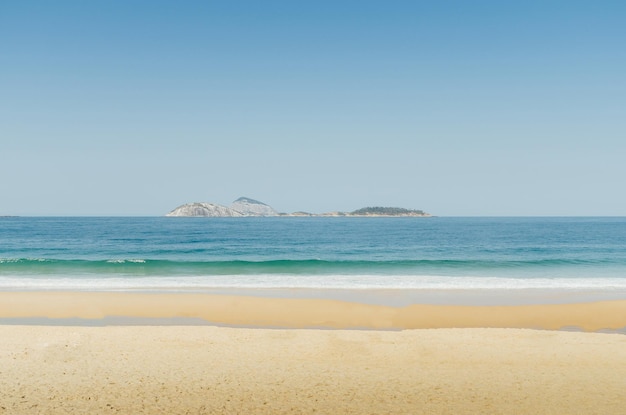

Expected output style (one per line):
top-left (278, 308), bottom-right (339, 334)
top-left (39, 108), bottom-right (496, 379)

top-left (2, 274), bottom-right (626, 291)
top-left (105, 259), bottom-right (146, 264)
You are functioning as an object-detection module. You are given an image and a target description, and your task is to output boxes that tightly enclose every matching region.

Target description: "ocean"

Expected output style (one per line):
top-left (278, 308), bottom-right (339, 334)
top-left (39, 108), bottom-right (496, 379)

top-left (1, 217), bottom-right (626, 303)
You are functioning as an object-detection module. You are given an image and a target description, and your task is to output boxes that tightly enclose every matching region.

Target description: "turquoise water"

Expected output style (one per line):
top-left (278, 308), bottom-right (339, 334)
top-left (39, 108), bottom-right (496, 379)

top-left (1, 217), bottom-right (626, 292)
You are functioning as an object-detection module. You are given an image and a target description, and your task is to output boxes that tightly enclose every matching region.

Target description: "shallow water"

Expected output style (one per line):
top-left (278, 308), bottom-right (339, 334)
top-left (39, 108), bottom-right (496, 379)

top-left (1, 216), bottom-right (626, 293)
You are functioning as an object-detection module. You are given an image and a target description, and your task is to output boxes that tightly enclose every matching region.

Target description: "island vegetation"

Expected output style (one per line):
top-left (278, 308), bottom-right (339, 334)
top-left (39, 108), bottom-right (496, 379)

top-left (350, 207), bottom-right (427, 216)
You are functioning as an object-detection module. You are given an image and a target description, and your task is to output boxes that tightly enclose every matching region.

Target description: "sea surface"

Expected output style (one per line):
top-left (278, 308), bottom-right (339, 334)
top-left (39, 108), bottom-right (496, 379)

top-left (1, 217), bottom-right (626, 303)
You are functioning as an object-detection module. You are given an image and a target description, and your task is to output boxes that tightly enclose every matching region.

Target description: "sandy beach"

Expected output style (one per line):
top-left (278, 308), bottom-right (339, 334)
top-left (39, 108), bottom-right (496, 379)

top-left (2, 325), bottom-right (626, 414)
top-left (2, 292), bottom-right (626, 414)
top-left (2, 291), bottom-right (626, 331)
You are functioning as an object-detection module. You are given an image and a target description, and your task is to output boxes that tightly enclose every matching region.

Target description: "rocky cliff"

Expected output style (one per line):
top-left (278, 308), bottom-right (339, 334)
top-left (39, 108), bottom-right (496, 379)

top-left (166, 197), bottom-right (279, 217)
top-left (165, 202), bottom-right (245, 217)
top-left (230, 197), bottom-right (279, 216)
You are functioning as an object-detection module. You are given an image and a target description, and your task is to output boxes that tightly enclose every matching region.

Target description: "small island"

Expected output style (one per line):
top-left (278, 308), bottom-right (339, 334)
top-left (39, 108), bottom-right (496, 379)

top-left (349, 207), bottom-right (428, 217)
top-left (166, 197), bottom-right (431, 217)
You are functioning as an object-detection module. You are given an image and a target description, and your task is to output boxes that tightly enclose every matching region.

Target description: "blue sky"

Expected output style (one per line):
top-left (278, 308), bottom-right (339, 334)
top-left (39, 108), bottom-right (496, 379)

top-left (1, 1), bottom-right (625, 216)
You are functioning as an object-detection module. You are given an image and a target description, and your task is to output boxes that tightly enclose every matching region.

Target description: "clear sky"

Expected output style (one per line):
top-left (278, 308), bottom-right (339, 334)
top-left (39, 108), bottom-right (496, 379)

top-left (1, 1), bottom-right (625, 216)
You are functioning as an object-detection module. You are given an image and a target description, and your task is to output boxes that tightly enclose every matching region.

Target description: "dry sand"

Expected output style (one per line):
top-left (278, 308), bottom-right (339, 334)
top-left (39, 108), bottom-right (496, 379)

top-left (2, 292), bottom-right (626, 414)
top-left (2, 326), bottom-right (626, 414)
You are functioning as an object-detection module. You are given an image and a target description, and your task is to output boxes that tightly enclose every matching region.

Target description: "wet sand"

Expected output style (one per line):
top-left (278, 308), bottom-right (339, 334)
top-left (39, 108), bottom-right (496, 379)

top-left (2, 291), bottom-right (626, 331)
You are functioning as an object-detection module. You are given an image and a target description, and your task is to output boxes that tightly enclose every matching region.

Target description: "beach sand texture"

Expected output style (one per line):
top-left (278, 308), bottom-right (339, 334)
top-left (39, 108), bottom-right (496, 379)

top-left (2, 293), bottom-right (626, 414)
top-left (1, 326), bottom-right (626, 414)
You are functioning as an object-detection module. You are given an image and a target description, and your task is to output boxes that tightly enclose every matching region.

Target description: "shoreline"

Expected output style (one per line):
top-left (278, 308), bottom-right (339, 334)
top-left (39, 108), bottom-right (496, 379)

top-left (2, 291), bottom-right (626, 331)
top-left (137, 286), bottom-right (626, 306)
top-left (4, 285), bottom-right (626, 307)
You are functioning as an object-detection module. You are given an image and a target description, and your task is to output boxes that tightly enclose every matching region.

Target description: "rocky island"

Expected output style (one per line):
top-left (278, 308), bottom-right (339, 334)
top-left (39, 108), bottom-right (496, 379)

top-left (166, 197), bottom-right (431, 217)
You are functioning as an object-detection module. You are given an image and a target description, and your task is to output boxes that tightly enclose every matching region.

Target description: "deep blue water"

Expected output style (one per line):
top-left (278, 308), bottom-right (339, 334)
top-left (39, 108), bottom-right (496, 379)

top-left (1, 217), bottom-right (625, 291)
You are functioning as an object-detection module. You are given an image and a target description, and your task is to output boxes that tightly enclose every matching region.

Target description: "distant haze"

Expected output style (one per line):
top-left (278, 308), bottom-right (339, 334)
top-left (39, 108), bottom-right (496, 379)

top-left (1, 2), bottom-right (624, 216)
